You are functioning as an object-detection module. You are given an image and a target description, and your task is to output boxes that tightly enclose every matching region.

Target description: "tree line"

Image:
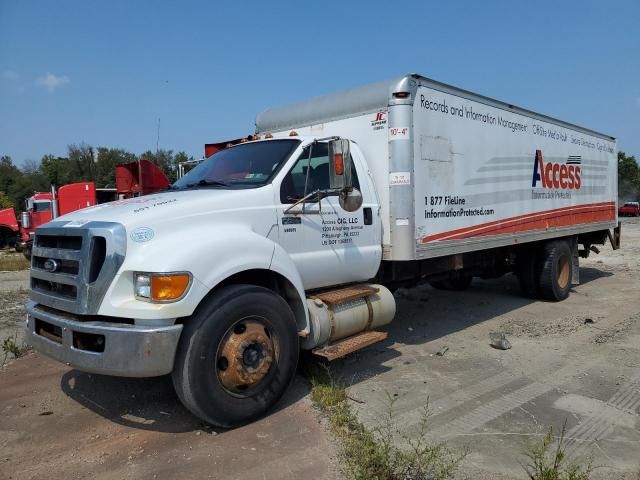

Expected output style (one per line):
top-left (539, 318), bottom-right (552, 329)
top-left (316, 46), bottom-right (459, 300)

top-left (618, 151), bottom-right (640, 202)
top-left (1, 147), bottom-right (639, 211)
top-left (0, 144), bottom-right (193, 209)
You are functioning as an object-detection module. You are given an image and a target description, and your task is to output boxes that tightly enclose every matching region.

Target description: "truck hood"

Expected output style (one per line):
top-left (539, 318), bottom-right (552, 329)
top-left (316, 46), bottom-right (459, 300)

top-left (53, 188), bottom-right (272, 229)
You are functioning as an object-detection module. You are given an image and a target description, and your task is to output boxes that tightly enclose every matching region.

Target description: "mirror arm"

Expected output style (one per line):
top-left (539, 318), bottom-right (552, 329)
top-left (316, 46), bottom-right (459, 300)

top-left (284, 189), bottom-right (338, 214)
top-left (284, 189), bottom-right (327, 214)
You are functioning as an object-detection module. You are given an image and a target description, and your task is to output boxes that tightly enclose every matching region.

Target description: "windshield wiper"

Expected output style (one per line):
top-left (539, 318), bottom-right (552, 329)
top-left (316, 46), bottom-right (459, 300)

top-left (185, 179), bottom-right (230, 188)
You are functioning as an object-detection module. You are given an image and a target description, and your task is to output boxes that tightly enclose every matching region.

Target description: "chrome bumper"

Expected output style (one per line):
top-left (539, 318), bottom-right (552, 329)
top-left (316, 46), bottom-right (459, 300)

top-left (25, 301), bottom-right (183, 377)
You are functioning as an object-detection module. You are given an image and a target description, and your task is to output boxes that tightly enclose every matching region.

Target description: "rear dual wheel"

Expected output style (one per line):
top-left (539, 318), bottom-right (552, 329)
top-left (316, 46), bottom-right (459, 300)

top-left (538, 240), bottom-right (572, 301)
top-left (518, 240), bottom-right (572, 301)
top-left (172, 285), bottom-right (299, 428)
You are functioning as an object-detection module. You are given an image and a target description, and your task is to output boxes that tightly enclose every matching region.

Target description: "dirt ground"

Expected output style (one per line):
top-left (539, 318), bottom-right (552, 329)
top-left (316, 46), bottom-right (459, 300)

top-left (0, 274), bottom-right (339, 480)
top-left (1, 219), bottom-right (639, 479)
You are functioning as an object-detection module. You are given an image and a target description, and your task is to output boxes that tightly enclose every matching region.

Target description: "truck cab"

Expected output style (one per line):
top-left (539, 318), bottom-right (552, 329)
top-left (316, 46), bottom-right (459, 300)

top-left (25, 135), bottom-right (393, 427)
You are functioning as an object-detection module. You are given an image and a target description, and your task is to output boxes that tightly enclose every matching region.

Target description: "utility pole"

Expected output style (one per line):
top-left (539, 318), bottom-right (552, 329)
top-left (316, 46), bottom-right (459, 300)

top-left (156, 118), bottom-right (161, 154)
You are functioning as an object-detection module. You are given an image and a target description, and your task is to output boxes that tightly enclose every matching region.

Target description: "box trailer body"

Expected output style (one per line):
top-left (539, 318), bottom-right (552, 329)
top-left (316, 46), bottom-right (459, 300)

top-left (25, 74), bottom-right (620, 428)
top-left (256, 74), bottom-right (617, 263)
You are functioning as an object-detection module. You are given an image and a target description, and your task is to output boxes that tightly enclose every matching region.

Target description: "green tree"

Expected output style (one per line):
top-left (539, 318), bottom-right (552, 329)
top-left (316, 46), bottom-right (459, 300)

top-left (67, 143), bottom-right (96, 182)
top-left (95, 147), bottom-right (137, 187)
top-left (0, 191), bottom-right (13, 209)
top-left (8, 170), bottom-right (49, 208)
top-left (40, 154), bottom-right (72, 186)
top-left (0, 155), bottom-right (22, 195)
top-left (618, 151), bottom-right (640, 201)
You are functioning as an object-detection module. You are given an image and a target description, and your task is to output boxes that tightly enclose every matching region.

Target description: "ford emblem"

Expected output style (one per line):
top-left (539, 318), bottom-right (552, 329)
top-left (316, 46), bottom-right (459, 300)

top-left (43, 259), bottom-right (58, 273)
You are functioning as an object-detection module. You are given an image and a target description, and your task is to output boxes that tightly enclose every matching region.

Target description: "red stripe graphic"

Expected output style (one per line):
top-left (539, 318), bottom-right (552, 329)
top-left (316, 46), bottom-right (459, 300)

top-left (420, 202), bottom-right (616, 243)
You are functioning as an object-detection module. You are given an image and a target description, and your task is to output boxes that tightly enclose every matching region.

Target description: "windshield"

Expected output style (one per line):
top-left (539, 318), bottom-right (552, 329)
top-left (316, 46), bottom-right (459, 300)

top-left (172, 139), bottom-right (300, 190)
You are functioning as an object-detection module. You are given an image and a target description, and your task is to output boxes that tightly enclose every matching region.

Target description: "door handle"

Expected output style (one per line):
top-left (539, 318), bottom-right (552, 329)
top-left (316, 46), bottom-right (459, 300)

top-left (363, 207), bottom-right (373, 225)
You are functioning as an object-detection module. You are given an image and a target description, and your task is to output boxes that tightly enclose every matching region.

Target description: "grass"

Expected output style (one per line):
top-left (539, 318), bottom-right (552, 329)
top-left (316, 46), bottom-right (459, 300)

top-left (523, 422), bottom-right (593, 480)
top-left (0, 253), bottom-right (30, 271)
top-left (2, 333), bottom-right (31, 366)
top-left (303, 358), bottom-right (466, 480)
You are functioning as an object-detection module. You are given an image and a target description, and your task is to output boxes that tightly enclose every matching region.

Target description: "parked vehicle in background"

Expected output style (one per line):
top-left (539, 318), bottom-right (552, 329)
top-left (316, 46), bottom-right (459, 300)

top-left (177, 138), bottom-right (248, 179)
top-left (25, 74), bottom-right (620, 427)
top-left (619, 201), bottom-right (640, 217)
top-left (0, 159), bottom-right (169, 257)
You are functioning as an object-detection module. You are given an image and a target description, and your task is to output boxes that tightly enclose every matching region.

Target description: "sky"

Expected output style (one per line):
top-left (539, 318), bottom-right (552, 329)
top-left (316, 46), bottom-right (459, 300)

top-left (1, 0), bottom-right (639, 167)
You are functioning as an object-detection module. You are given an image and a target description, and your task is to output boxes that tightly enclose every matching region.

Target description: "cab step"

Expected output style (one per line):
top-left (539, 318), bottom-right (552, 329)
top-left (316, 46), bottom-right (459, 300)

top-left (312, 330), bottom-right (387, 361)
top-left (311, 284), bottom-right (379, 306)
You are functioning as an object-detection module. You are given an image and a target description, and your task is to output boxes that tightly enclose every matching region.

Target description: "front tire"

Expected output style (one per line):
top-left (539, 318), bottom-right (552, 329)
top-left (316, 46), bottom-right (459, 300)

top-left (172, 284), bottom-right (299, 428)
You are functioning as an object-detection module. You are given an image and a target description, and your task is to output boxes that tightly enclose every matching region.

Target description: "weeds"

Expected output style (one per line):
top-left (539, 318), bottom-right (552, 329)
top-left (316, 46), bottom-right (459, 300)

top-left (523, 421), bottom-right (593, 480)
top-left (2, 334), bottom-right (30, 366)
top-left (0, 254), bottom-right (30, 271)
top-left (304, 359), bottom-right (466, 480)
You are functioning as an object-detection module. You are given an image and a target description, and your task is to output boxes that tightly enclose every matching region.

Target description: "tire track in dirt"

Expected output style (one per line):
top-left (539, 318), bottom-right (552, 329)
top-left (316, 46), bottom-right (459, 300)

top-left (424, 361), bottom-right (599, 439)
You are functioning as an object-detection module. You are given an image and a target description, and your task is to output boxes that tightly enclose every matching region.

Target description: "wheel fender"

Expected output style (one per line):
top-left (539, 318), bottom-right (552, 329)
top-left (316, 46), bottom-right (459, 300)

top-left (195, 229), bottom-right (276, 289)
top-left (269, 243), bottom-right (310, 335)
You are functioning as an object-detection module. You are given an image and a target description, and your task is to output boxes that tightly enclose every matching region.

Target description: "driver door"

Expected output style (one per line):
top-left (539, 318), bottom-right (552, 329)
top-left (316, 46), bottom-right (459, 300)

top-left (276, 142), bottom-right (381, 290)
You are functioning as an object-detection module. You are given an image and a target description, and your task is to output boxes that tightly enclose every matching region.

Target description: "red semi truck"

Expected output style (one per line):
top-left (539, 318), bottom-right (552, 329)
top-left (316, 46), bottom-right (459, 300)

top-left (0, 159), bottom-right (169, 255)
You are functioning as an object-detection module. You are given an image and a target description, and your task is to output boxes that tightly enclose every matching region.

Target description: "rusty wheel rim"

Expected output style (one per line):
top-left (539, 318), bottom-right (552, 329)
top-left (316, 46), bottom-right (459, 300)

top-left (558, 255), bottom-right (570, 289)
top-left (216, 317), bottom-right (278, 396)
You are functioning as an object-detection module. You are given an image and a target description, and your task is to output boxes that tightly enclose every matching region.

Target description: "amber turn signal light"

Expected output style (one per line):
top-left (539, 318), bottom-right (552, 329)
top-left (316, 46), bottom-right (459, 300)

top-left (151, 274), bottom-right (191, 301)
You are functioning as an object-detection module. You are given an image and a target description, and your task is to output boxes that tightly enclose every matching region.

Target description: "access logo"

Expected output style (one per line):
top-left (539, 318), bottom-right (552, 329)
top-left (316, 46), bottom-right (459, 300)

top-left (531, 150), bottom-right (581, 190)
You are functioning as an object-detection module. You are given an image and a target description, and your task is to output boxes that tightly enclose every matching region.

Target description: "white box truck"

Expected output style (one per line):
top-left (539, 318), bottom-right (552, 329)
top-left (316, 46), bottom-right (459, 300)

top-left (26, 74), bottom-right (620, 427)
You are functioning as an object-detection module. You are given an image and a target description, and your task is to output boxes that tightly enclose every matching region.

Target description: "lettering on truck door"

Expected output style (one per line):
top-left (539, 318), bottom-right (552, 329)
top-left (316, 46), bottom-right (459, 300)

top-left (276, 142), bottom-right (380, 290)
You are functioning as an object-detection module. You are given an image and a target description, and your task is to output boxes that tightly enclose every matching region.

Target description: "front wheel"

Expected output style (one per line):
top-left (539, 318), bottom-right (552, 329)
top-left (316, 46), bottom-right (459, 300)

top-left (172, 284), bottom-right (299, 427)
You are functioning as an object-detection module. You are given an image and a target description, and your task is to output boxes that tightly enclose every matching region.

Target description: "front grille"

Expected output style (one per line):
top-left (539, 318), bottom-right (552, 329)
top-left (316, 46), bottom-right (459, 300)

top-left (32, 256), bottom-right (80, 275)
top-left (32, 277), bottom-right (78, 299)
top-left (36, 235), bottom-right (83, 250)
top-left (29, 221), bottom-right (126, 315)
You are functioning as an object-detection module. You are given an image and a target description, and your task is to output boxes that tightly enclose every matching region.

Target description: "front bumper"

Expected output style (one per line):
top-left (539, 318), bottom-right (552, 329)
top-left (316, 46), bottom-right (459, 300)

top-left (25, 301), bottom-right (183, 377)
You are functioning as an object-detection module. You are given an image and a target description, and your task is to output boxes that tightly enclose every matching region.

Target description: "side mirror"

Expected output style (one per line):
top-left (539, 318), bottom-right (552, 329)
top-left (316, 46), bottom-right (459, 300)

top-left (339, 188), bottom-right (363, 212)
top-left (328, 138), bottom-right (352, 190)
top-left (27, 197), bottom-right (34, 211)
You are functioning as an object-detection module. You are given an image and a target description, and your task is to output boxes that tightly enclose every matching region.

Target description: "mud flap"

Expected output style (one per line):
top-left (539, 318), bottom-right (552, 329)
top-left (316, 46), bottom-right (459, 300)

top-left (607, 222), bottom-right (621, 250)
top-left (571, 239), bottom-right (580, 285)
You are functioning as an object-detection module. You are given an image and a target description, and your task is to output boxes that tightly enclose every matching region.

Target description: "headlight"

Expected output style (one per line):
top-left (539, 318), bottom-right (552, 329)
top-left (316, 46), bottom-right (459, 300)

top-left (134, 272), bottom-right (191, 302)
top-left (134, 273), bottom-right (151, 299)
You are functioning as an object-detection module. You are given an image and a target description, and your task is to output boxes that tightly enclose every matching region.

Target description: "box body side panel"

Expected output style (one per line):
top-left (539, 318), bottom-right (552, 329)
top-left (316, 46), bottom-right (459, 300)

top-left (413, 85), bottom-right (617, 259)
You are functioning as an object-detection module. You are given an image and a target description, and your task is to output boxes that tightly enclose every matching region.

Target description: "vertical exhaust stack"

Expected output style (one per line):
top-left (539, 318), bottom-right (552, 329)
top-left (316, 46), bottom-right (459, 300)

top-left (51, 185), bottom-right (59, 219)
top-left (20, 211), bottom-right (31, 229)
